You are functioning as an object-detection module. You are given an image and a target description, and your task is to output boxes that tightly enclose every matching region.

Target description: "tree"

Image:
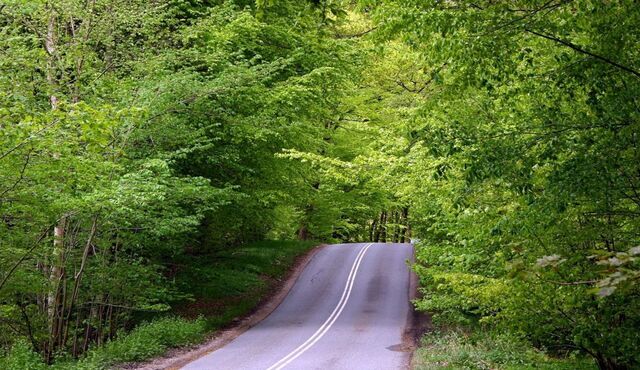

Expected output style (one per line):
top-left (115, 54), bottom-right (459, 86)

top-left (361, 1), bottom-right (640, 368)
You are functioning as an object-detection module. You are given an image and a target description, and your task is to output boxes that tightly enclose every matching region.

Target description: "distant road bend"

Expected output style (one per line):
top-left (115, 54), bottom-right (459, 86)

top-left (182, 243), bottom-right (415, 370)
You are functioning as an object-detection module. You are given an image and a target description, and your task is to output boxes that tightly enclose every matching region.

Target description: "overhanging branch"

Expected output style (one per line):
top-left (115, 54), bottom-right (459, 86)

top-left (525, 28), bottom-right (640, 78)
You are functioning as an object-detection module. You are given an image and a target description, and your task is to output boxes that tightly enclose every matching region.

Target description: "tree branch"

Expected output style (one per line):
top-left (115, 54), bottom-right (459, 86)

top-left (525, 28), bottom-right (640, 78)
top-left (0, 119), bottom-right (60, 162)
top-left (0, 227), bottom-right (51, 291)
top-left (0, 149), bottom-right (32, 199)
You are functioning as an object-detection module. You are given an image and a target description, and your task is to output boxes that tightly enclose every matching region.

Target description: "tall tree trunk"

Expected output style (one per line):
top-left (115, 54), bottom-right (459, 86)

top-left (392, 210), bottom-right (400, 243)
top-left (44, 7), bottom-right (66, 360)
top-left (403, 207), bottom-right (411, 241)
top-left (297, 225), bottom-right (309, 240)
top-left (46, 217), bottom-right (66, 361)
top-left (380, 211), bottom-right (387, 242)
top-left (373, 211), bottom-right (384, 242)
top-left (63, 216), bottom-right (98, 346)
top-left (297, 202), bottom-right (314, 240)
top-left (369, 218), bottom-right (377, 242)
top-left (401, 207), bottom-right (409, 243)
top-left (45, 8), bottom-right (58, 110)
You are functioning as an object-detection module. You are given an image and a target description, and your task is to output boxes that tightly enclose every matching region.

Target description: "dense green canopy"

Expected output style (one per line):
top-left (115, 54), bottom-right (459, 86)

top-left (1, 1), bottom-right (638, 369)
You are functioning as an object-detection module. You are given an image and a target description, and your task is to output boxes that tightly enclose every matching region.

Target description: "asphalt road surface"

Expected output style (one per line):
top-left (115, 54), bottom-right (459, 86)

top-left (182, 243), bottom-right (415, 370)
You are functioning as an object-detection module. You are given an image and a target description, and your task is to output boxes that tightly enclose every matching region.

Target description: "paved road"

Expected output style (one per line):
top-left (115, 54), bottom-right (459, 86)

top-left (182, 243), bottom-right (415, 370)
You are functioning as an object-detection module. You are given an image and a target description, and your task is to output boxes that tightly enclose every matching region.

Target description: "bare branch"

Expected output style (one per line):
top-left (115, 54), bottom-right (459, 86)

top-left (0, 119), bottom-right (60, 162)
top-left (0, 149), bottom-right (32, 199)
top-left (525, 28), bottom-right (640, 78)
top-left (0, 227), bottom-right (52, 291)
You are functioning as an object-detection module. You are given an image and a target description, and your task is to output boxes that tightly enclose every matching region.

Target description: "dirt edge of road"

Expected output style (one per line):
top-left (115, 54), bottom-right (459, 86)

top-left (402, 245), bottom-right (432, 369)
top-left (122, 243), bottom-right (328, 370)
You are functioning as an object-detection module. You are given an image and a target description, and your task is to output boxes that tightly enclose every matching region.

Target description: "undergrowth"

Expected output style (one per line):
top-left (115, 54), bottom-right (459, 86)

top-left (0, 240), bottom-right (317, 369)
top-left (1, 317), bottom-right (205, 370)
top-left (174, 240), bottom-right (318, 330)
top-left (413, 329), bottom-right (597, 370)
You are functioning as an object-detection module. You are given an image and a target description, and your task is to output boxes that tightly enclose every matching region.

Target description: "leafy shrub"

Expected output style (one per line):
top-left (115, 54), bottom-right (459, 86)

top-left (0, 340), bottom-right (47, 370)
top-left (50, 317), bottom-right (206, 370)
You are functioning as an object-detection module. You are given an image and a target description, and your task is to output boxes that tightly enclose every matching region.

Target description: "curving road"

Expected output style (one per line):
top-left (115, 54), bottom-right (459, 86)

top-left (182, 243), bottom-right (415, 370)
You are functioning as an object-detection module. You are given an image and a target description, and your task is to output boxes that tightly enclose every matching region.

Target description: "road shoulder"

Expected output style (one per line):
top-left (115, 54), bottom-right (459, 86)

top-left (402, 246), bottom-right (432, 369)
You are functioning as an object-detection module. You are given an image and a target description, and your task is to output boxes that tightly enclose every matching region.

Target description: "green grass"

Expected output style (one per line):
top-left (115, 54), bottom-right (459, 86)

top-left (413, 329), bottom-right (597, 370)
top-left (173, 240), bottom-right (318, 330)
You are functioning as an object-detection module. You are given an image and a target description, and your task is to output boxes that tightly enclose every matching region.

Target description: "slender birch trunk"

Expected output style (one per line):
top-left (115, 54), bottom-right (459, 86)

top-left (44, 6), bottom-right (67, 360)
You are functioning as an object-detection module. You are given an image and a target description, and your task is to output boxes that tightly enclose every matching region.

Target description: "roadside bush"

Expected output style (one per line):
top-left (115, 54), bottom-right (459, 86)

top-left (47, 317), bottom-right (205, 370)
top-left (76, 316), bottom-right (205, 369)
top-left (0, 340), bottom-right (47, 370)
top-left (414, 238), bottom-right (640, 368)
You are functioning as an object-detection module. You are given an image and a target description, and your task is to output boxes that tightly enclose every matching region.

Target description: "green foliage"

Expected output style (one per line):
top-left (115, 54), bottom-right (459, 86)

top-left (70, 317), bottom-right (206, 369)
top-left (0, 0), bottom-right (352, 365)
top-left (0, 316), bottom-right (205, 370)
top-left (358, 1), bottom-right (640, 368)
top-left (0, 340), bottom-right (48, 370)
top-left (2, 0), bottom-right (637, 368)
top-left (1, 238), bottom-right (311, 369)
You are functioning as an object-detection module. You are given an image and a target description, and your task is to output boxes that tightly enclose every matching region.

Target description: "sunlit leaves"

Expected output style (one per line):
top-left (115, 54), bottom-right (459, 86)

top-left (362, 0), bottom-right (640, 366)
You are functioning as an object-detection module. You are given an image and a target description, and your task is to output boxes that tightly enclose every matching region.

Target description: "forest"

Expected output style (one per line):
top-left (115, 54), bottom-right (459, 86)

top-left (0, 1), bottom-right (638, 369)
